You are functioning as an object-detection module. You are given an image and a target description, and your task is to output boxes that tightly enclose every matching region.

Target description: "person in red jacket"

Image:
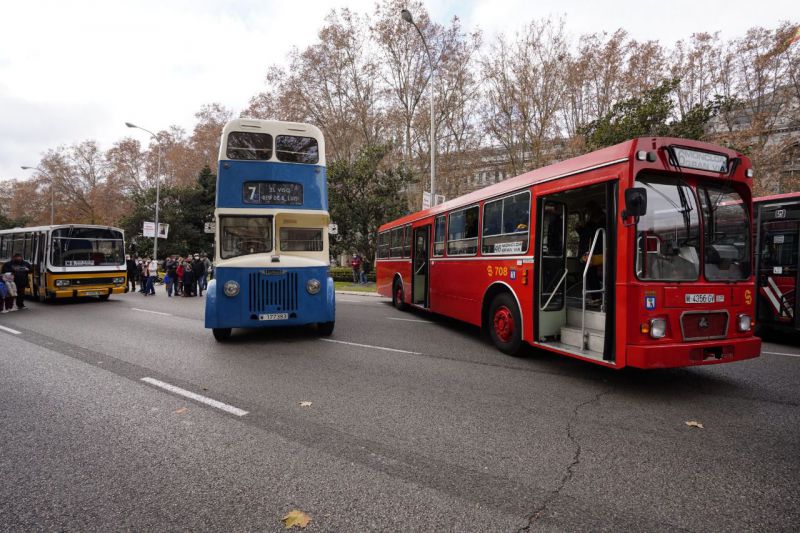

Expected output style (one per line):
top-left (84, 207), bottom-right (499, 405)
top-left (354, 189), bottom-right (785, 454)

top-left (350, 253), bottom-right (362, 283)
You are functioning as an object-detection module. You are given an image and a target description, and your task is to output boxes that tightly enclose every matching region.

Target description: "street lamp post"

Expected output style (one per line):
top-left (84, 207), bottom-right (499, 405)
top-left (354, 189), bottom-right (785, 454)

top-left (21, 165), bottom-right (54, 225)
top-left (401, 8), bottom-right (436, 206)
top-left (125, 122), bottom-right (163, 260)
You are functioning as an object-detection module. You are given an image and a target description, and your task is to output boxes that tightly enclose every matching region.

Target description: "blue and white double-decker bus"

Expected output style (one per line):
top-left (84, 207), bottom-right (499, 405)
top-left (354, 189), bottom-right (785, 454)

top-left (205, 119), bottom-right (335, 341)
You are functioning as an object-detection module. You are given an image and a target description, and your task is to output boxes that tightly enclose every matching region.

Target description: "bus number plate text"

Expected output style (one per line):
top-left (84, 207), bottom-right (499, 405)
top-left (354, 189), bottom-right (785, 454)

top-left (685, 293), bottom-right (714, 304)
top-left (259, 313), bottom-right (288, 321)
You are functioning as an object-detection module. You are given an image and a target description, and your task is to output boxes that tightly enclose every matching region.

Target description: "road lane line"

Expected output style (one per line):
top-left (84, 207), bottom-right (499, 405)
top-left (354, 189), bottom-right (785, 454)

top-left (386, 317), bottom-right (431, 323)
top-left (131, 308), bottom-right (172, 316)
top-left (0, 324), bottom-right (22, 335)
top-left (762, 351), bottom-right (800, 358)
top-left (320, 338), bottom-right (422, 355)
top-left (140, 377), bottom-right (249, 416)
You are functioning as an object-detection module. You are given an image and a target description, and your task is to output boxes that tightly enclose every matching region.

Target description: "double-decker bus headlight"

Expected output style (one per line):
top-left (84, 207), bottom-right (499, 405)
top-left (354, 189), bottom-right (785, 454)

top-left (649, 318), bottom-right (667, 339)
top-left (737, 314), bottom-right (752, 332)
top-left (55, 279), bottom-right (70, 287)
top-left (306, 278), bottom-right (321, 295)
top-left (223, 280), bottom-right (240, 297)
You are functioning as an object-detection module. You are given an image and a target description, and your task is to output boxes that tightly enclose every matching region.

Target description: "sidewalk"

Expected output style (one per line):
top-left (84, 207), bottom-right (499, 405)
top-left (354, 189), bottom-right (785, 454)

top-left (336, 289), bottom-right (386, 298)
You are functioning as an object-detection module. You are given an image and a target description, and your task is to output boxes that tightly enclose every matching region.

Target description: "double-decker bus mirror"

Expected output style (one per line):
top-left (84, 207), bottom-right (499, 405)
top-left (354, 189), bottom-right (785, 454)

top-left (623, 187), bottom-right (647, 218)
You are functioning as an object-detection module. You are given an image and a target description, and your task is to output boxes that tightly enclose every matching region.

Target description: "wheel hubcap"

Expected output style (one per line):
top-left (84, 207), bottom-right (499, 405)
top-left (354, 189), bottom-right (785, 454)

top-left (493, 306), bottom-right (515, 343)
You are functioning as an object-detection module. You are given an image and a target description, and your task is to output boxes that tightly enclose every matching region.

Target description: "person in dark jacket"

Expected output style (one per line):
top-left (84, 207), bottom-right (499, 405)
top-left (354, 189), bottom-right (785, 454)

top-left (1, 253), bottom-right (31, 310)
top-left (182, 260), bottom-right (196, 297)
top-left (126, 255), bottom-right (137, 293)
top-left (192, 254), bottom-right (206, 297)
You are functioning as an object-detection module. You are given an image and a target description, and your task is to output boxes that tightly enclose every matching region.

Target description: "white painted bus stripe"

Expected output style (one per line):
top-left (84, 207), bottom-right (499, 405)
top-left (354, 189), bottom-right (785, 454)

top-left (320, 338), bottom-right (421, 355)
top-left (0, 324), bottom-right (22, 335)
top-left (387, 317), bottom-right (431, 323)
top-left (132, 308), bottom-right (172, 316)
top-left (762, 351), bottom-right (800, 358)
top-left (140, 377), bottom-right (249, 416)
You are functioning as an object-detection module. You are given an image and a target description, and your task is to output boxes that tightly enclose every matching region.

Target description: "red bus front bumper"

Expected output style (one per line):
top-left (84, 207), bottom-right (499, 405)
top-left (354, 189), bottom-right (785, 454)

top-left (626, 336), bottom-right (761, 369)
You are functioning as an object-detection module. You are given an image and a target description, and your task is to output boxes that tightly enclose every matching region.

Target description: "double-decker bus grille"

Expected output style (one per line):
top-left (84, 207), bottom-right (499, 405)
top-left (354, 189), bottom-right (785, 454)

top-left (248, 272), bottom-right (299, 314)
top-left (680, 311), bottom-right (728, 341)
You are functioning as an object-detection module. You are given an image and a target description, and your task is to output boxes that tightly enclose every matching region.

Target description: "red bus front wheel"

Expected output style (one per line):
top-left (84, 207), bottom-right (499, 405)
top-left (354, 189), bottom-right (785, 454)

top-left (489, 293), bottom-right (522, 355)
top-left (392, 281), bottom-right (406, 311)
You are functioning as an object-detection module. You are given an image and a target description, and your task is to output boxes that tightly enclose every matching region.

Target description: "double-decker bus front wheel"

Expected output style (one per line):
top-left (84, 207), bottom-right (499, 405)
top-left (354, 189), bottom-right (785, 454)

top-left (213, 328), bottom-right (232, 341)
top-left (317, 321), bottom-right (335, 336)
top-left (489, 293), bottom-right (522, 355)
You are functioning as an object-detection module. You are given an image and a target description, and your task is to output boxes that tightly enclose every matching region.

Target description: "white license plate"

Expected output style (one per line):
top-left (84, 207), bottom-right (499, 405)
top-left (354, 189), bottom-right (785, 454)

top-left (84, 291), bottom-right (101, 296)
top-left (259, 313), bottom-right (288, 321)
top-left (685, 293), bottom-right (714, 304)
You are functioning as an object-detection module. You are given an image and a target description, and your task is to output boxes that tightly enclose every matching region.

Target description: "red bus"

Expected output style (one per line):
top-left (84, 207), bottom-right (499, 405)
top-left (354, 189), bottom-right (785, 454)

top-left (377, 137), bottom-right (761, 369)
top-left (754, 191), bottom-right (800, 335)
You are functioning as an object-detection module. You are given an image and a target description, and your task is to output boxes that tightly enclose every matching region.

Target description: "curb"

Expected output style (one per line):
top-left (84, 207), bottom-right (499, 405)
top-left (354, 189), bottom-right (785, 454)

top-left (335, 290), bottom-right (385, 298)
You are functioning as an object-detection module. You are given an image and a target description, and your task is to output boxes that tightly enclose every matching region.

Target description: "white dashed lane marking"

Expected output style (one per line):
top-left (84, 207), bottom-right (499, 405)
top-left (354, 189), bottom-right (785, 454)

top-left (0, 324), bottom-right (22, 335)
top-left (320, 338), bottom-right (422, 355)
top-left (131, 308), bottom-right (172, 316)
top-left (140, 377), bottom-right (249, 416)
top-left (763, 351), bottom-right (800, 358)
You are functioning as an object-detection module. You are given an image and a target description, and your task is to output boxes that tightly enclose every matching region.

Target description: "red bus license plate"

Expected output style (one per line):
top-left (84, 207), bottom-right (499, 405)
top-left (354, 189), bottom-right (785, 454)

top-left (685, 294), bottom-right (714, 304)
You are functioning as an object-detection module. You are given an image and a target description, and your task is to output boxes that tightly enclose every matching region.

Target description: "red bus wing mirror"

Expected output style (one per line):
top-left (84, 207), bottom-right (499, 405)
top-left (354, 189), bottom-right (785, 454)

top-left (623, 187), bottom-right (647, 219)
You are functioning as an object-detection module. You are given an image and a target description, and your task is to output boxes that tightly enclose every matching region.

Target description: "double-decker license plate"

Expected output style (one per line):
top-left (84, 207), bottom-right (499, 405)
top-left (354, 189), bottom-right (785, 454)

top-left (685, 293), bottom-right (714, 304)
top-left (259, 313), bottom-right (288, 321)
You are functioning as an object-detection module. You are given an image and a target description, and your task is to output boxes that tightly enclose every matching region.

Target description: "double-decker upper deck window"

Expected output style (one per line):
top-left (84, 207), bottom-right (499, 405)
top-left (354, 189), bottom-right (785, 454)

top-left (482, 192), bottom-right (530, 254)
top-left (448, 206), bottom-right (479, 255)
top-left (433, 216), bottom-right (446, 256)
top-left (227, 132), bottom-right (273, 160)
top-left (275, 135), bottom-right (319, 164)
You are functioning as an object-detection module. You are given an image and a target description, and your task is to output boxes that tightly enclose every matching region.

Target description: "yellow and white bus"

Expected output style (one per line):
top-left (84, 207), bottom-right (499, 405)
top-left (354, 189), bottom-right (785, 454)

top-left (0, 225), bottom-right (127, 301)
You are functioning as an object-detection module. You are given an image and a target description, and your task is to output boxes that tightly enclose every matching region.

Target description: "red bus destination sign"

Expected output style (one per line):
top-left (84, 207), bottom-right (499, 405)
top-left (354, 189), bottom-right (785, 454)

top-left (673, 147), bottom-right (728, 173)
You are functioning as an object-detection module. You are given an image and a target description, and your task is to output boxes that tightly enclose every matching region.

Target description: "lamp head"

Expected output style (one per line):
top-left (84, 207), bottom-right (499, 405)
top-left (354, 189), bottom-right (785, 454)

top-left (400, 9), bottom-right (413, 24)
top-left (125, 122), bottom-right (137, 128)
top-left (21, 166), bottom-right (34, 170)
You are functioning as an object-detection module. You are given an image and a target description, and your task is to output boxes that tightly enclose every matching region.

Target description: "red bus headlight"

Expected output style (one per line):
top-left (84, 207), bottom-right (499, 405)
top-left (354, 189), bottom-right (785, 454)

top-left (737, 314), bottom-right (752, 332)
top-left (649, 318), bottom-right (667, 339)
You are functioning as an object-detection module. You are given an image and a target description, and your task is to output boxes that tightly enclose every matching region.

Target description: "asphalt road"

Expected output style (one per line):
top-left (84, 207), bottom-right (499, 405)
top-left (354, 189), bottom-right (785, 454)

top-left (0, 289), bottom-right (798, 532)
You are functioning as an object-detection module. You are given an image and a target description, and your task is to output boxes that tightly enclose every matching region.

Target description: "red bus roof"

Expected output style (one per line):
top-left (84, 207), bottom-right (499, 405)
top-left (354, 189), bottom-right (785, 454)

top-left (380, 137), bottom-right (747, 231)
top-left (753, 191), bottom-right (800, 204)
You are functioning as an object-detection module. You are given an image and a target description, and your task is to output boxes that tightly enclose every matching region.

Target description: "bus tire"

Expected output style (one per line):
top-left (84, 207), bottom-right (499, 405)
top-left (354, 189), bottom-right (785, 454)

top-left (318, 321), bottom-right (335, 336)
top-left (98, 293), bottom-right (111, 301)
top-left (392, 280), bottom-right (406, 311)
top-left (488, 292), bottom-right (522, 355)
top-left (213, 328), bottom-right (232, 342)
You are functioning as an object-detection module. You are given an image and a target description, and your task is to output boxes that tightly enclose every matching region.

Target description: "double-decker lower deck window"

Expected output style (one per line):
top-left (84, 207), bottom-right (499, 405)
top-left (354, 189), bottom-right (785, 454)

top-left (448, 206), bottom-right (479, 255)
top-left (220, 216), bottom-right (273, 259)
top-left (482, 192), bottom-right (530, 254)
top-left (280, 227), bottom-right (323, 252)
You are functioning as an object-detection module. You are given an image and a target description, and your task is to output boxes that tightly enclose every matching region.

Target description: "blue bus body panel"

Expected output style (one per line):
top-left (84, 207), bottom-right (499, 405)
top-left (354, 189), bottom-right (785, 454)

top-left (205, 266), bottom-right (335, 329)
top-left (217, 160), bottom-right (328, 210)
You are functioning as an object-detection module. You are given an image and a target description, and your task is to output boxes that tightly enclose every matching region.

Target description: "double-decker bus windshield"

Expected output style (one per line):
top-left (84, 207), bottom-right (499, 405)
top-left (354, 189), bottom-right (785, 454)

top-left (51, 228), bottom-right (124, 267)
top-left (220, 216), bottom-right (273, 259)
top-left (699, 183), bottom-right (750, 281)
top-left (635, 176), bottom-right (701, 281)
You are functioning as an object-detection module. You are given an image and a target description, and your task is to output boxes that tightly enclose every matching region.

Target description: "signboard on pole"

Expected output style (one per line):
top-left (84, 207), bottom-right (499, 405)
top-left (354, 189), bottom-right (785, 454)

top-left (328, 223), bottom-right (338, 235)
top-left (204, 222), bottom-right (216, 234)
top-left (422, 191), bottom-right (431, 210)
top-left (435, 194), bottom-right (445, 206)
top-left (143, 222), bottom-right (169, 239)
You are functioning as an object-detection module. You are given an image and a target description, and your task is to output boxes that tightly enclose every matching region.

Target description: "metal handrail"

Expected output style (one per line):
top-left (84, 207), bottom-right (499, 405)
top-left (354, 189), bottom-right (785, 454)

top-left (581, 228), bottom-right (606, 350)
top-left (541, 269), bottom-right (567, 311)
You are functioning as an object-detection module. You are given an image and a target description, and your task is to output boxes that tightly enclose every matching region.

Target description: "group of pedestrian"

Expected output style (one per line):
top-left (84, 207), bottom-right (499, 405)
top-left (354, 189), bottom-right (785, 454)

top-left (0, 253), bottom-right (30, 312)
top-left (125, 253), bottom-right (211, 298)
top-left (349, 253), bottom-right (371, 284)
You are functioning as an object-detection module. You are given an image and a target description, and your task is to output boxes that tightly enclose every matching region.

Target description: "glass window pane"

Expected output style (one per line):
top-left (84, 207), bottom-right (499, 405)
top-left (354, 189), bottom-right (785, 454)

top-left (50, 228), bottom-right (125, 267)
top-left (434, 216), bottom-right (446, 256)
top-left (403, 225), bottom-right (411, 258)
top-left (699, 184), bottom-right (750, 281)
top-left (275, 135), bottom-right (319, 164)
top-left (482, 192), bottom-right (530, 254)
top-left (448, 206), bottom-right (478, 255)
top-left (280, 227), bottom-right (323, 252)
top-left (227, 132), bottom-right (273, 160)
top-left (220, 216), bottom-right (273, 259)
top-left (390, 228), bottom-right (403, 258)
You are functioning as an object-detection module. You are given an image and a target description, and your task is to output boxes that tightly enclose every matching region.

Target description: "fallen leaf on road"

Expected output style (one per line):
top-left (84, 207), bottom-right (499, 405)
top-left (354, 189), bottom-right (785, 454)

top-left (685, 420), bottom-right (704, 429)
top-left (299, 401), bottom-right (312, 407)
top-left (175, 407), bottom-right (189, 415)
top-left (282, 510), bottom-right (311, 529)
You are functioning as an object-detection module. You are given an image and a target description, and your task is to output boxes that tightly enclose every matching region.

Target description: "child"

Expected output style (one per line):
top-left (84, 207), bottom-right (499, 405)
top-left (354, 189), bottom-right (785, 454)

top-left (2, 272), bottom-right (17, 312)
top-left (0, 276), bottom-right (7, 313)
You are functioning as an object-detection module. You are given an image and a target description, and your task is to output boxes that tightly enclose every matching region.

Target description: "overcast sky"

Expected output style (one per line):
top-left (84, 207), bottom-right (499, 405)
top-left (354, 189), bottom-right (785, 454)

top-left (0, 0), bottom-right (794, 181)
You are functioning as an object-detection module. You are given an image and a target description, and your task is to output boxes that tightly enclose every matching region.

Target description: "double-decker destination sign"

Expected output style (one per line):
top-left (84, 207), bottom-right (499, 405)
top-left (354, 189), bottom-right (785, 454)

top-left (243, 181), bottom-right (303, 205)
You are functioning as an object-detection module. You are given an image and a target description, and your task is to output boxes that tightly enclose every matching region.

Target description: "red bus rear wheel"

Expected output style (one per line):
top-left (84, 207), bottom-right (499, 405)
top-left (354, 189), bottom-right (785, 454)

top-left (489, 293), bottom-right (522, 355)
top-left (393, 281), bottom-right (406, 311)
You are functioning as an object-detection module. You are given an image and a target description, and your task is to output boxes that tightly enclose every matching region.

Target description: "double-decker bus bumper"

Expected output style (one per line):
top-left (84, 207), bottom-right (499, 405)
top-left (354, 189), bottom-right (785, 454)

top-left (626, 336), bottom-right (761, 369)
top-left (205, 267), bottom-right (335, 330)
